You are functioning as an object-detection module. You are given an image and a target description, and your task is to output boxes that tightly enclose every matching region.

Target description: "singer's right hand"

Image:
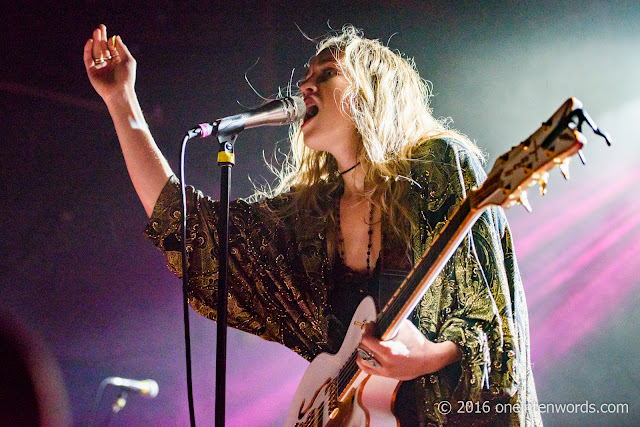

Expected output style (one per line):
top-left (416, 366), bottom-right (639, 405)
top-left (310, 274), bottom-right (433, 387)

top-left (83, 24), bottom-right (136, 102)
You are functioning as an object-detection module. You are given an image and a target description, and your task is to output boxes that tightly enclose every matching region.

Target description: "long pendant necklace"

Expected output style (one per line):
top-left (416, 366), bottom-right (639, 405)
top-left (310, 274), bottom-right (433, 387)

top-left (336, 198), bottom-right (375, 276)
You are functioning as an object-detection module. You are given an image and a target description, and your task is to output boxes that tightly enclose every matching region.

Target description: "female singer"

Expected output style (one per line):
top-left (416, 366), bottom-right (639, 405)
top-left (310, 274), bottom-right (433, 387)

top-left (84, 24), bottom-right (541, 425)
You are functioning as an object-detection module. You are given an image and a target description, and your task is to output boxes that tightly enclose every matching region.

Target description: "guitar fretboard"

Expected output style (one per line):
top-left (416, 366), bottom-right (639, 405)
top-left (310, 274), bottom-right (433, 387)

top-left (377, 197), bottom-right (473, 337)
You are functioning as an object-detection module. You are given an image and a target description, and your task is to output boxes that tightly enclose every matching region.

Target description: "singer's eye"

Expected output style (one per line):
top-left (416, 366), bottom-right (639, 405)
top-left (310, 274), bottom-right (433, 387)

top-left (317, 68), bottom-right (338, 83)
top-left (297, 67), bottom-right (339, 88)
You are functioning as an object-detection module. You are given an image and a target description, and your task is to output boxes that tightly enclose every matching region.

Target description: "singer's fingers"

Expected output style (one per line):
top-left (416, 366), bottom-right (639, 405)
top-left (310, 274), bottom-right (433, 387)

top-left (110, 35), bottom-right (133, 65)
top-left (107, 35), bottom-right (118, 59)
top-left (99, 24), bottom-right (119, 59)
top-left (114, 36), bottom-right (132, 59)
top-left (99, 24), bottom-right (110, 56)
top-left (91, 25), bottom-right (111, 62)
top-left (91, 27), bottom-right (102, 58)
top-left (100, 24), bottom-right (108, 42)
top-left (83, 38), bottom-right (95, 70)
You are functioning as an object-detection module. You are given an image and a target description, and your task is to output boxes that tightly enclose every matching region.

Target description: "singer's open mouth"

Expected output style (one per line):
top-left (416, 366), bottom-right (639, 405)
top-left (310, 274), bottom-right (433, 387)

top-left (303, 105), bottom-right (319, 124)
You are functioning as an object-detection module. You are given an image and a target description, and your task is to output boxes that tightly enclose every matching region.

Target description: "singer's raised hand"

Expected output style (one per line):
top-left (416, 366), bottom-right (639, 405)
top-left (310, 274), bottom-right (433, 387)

top-left (83, 24), bottom-right (173, 217)
top-left (83, 24), bottom-right (136, 102)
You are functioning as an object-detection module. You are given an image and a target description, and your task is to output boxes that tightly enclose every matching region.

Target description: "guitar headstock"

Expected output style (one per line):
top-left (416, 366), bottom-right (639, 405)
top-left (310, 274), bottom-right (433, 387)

top-left (475, 97), bottom-right (612, 211)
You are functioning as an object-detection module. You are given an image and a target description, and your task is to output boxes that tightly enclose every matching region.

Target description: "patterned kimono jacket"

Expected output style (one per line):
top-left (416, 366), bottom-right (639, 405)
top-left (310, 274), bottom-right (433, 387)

top-left (144, 138), bottom-right (542, 426)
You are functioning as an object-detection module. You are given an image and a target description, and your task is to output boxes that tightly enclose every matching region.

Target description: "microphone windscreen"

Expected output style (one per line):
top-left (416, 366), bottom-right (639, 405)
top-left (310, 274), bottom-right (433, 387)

top-left (142, 379), bottom-right (159, 398)
top-left (291, 96), bottom-right (306, 122)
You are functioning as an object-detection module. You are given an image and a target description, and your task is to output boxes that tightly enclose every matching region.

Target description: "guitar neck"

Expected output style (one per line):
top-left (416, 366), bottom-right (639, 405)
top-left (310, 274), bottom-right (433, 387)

top-left (377, 196), bottom-right (483, 340)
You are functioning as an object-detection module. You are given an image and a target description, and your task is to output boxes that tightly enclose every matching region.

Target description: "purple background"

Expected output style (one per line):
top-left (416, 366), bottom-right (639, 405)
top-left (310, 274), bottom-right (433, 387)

top-left (2, 1), bottom-right (639, 425)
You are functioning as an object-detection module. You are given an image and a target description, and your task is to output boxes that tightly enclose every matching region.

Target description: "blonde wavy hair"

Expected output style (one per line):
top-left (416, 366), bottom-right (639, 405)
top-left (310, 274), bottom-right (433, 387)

top-left (258, 25), bottom-right (483, 255)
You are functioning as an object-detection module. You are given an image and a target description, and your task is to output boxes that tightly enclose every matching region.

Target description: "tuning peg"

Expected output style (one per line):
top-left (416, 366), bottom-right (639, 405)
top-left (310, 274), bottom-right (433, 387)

top-left (538, 172), bottom-right (549, 196)
top-left (518, 190), bottom-right (533, 213)
top-left (559, 158), bottom-right (571, 180)
top-left (578, 149), bottom-right (586, 165)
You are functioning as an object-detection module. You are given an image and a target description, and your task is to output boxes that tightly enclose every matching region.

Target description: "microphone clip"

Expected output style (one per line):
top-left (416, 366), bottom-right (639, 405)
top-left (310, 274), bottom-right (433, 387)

top-left (217, 133), bottom-right (237, 166)
top-left (185, 120), bottom-right (237, 166)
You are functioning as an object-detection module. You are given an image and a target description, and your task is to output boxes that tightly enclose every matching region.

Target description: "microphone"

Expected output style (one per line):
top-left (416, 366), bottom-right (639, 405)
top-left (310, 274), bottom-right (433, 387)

top-left (103, 377), bottom-right (159, 398)
top-left (194, 96), bottom-right (306, 138)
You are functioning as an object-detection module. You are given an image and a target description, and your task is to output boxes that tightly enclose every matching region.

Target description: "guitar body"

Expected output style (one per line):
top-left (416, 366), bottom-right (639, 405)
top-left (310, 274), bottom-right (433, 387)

top-left (285, 297), bottom-right (401, 426)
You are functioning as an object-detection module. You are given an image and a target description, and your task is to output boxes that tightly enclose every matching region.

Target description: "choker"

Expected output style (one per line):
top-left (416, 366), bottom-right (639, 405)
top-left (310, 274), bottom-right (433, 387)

top-left (339, 162), bottom-right (360, 175)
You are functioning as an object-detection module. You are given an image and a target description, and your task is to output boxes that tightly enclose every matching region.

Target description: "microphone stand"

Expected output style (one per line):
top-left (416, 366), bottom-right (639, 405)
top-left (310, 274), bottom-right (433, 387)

top-left (214, 133), bottom-right (236, 427)
top-left (182, 97), bottom-right (303, 425)
top-left (181, 122), bottom-right (238, 427)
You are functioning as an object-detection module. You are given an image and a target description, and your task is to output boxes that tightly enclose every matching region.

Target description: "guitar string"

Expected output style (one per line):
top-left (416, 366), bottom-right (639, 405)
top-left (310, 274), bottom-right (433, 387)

top-left (334, 288), bottom-right (417, 395)
top-left (334, 242), bottom-right (431, 397)
top-left (377, 198), bottom-right (471, 335)
top-left (337, 350), bottom-right (358, 394)
top-left (333, 271), bottom-right (421, 396)
top-left (305, 400), bottom-right (325, 426)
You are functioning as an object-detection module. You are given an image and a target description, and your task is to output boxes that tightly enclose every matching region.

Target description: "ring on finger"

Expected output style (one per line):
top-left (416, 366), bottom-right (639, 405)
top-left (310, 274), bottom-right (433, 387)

top-left (94, 56), bottom-right (112, 64)
top-left (357, 348), bottom-right (381, 369)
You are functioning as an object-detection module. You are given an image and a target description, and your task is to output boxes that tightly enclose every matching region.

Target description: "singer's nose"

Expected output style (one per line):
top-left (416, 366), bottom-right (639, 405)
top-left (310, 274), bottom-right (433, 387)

top-left (298, 75), bottom-right (316, 94)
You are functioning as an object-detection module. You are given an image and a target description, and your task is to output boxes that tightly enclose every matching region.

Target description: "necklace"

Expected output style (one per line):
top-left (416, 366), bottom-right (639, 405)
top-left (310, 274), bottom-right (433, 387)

top-left (336, 197), bottom-right (375, 275)
top-left (339, 161), bottom-right (360, 175)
